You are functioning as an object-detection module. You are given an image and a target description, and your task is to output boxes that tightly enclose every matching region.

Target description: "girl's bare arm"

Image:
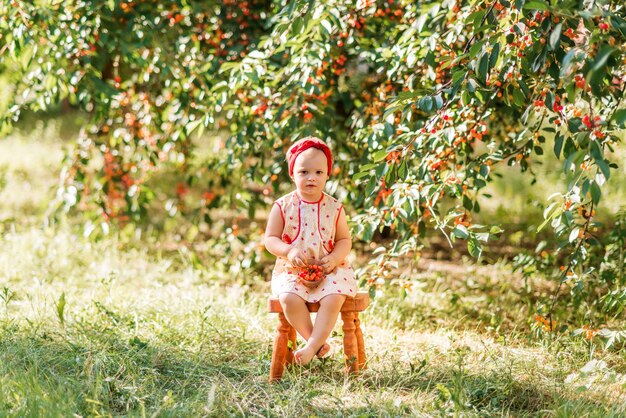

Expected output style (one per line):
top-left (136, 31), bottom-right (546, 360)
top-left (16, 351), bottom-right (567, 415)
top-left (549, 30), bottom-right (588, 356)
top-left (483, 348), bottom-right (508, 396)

top-left (320, 207), bottom-right (351, 273)
top-left (330, 207), bottom-right (352, 261)
top-left (264, 204), bottom-right (307, 267)
top-left (264, 204), bottom-right (291, 258)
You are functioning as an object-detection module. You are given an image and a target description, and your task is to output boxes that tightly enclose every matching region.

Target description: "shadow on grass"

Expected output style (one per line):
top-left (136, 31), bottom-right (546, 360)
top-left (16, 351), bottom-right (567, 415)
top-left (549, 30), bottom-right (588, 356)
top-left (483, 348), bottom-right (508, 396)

top-left (1, 323), bottom-right (623, 417)
top-left (0, 327), bottom-right (263, 416)
top-left (264, 354), bottom-right (623, 417)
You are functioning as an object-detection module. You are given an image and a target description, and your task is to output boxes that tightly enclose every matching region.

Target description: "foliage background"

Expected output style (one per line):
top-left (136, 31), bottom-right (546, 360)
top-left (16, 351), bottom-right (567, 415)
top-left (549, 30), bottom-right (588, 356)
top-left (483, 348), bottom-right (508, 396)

top-left (1, 0), bottom-right (626, 326)
top-left (1, 0), bottom-right (626, 415)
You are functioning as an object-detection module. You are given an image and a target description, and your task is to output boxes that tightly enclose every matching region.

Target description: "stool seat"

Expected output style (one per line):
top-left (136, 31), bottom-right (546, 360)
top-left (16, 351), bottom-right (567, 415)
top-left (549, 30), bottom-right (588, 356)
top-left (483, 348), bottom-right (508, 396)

top-left (268, 291), bottom-right (370, 382)
top-left (267, 292), bottom-right (370, 313)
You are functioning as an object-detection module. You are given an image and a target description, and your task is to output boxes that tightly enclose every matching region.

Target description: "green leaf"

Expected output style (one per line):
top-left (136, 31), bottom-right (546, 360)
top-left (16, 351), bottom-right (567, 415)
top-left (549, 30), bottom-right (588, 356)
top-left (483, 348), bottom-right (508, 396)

top-left (512, 88), bottom-right (525, 106)
top-left (469, 40), bottom-right (485, 59)
top-left (613, 109), bottom-right (626, 128)
top-left (479, 164), bottom-right (490, 178)
top-left (468, 235), bottom-right (482, 257)
top-left (450, 75), bottom-right (465, 97)
top-left (433, 94), bottom-right (444, 109)
top-left (519, 79), bottom-right (530, 98)
top-left (372, 150), bottom-right (388, 162)
top-left (419, 96), bottom-right (433, 112)
top-left (453, 225), bottom-right (469, 239)
top-left (418, 220), bottom-right (426, 238)
top-left (595, 157), bottom-right (611, 180)
top-left (467, 78), bottom-right (478, 93)
top-left (553, 133), bottom-right (564, 159)
top-left (452, 69), bottom-right (468, 84)
top-left (471, 10), bottom-right (486, 31)
top-left (591, 141), bottom-right (611, 180)
top-left (395, 90), bottom-right (425, 101)
top-left (522, 104), bottom-right (533, 124)
top-left (538, 202), bottom-right (561, 232)
top-left (588, 64), bottom-right (606, 97)
top-left (398, 160), bottom-right (408, 180)
top-left (532, 48), bottom-right (547, 72)
top-left (363, 221), bottom-right (377, 241)
top-left (375, 160), bottom-right (389, 178)
top-left (581, 178), bottom-right (590, 198)
top-left (185, 119), bottom-right (203, 136)
top-left (590, 181), bottom-right (601, 205)
top-left (590, 45), bottom-right (615, 72)
top-left (590, 139), bottom-right (603, 161)
top-left (368, 285), bottom-right (377, 300)
top-left (545, 90), bottom-right (555, 110)
top-left (523, 1), bottom-right (548, 10)
top-left (385, 164), bottom-right (397, 184)
top-left (292, 17), bottom-right (304, 35)
top-left (560, 48), bottom-right (579, 77)
top-left (463, 195), bottom-right (473, 210)
top-left (489, 42), bottom-right (500, 71)
top-left (353, 171), bottom-right (371, 181)
top-left (567, 118), bottom-right (583, 133)
top-left (549, 23), bottom-right (562, 50)
top-left (490, 225), bottom-right (503, 234)
top-left (569, 227), bottom-right (580, 243)
top-left (477, 52), bottom-right (489, 84)
top-left (320, 19), bottom-right (332, 36)
top-left (383, 103), bottom-right (405, 120)
top-left (365, 177), bottom-right (377, 197)
top-left (590, 140), bottom-right (610, 178)
top-left (476, 232), bottom-right (489, 242)
top-left (609, 15), bottom-right (626, 37)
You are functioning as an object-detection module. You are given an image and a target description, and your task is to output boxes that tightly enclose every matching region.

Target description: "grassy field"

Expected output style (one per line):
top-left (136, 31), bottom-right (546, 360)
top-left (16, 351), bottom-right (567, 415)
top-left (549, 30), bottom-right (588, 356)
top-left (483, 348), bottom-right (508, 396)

top-left (1, 119), bottom-right (625, 417)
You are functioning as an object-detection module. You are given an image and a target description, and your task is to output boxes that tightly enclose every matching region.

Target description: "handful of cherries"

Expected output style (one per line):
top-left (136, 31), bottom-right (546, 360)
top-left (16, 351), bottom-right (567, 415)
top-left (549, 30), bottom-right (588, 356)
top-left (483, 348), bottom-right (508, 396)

top-left (298, 263), bottom-right (325, 288)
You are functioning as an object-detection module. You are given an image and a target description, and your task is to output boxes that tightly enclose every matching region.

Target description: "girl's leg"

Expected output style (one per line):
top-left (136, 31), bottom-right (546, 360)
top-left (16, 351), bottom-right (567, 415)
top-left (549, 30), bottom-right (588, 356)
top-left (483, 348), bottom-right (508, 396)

top-left (278, 293), bottom-right (331, 358)
top-left (278, 293), bottom-right (313, 340)
top-left (294, 294), bottom-right (346, 365)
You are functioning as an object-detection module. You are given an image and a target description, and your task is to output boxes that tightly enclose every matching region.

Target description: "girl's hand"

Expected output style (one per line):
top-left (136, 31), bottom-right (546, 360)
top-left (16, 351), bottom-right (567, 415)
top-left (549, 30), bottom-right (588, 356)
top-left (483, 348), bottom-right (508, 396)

top-left (287, 247), bottom-right (306, 268)
top-left (319, 254), bottom-right (339, 274)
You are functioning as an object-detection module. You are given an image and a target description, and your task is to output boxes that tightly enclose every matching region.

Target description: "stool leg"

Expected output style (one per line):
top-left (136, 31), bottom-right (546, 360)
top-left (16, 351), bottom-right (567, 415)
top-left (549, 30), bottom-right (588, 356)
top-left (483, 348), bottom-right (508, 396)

top-left (354, 313), bottom-right (366, 370)
top-left (286, 326), bottom-right (297, 365)
top-left (341, 311), bottom-right (359, 375)
top-left (270, 313), bottom-right (291, 382)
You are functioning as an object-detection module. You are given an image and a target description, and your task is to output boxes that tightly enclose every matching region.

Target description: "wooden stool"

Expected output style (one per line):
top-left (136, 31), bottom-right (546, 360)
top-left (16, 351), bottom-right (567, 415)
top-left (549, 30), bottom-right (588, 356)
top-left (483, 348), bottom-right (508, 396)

top-left (267, 292), bottom-right (370, 382)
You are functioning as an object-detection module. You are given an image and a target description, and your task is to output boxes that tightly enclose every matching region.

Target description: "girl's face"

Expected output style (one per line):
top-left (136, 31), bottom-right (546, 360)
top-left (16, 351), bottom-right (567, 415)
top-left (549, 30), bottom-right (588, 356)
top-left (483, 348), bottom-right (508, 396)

top-left (291, 148), bottom-right (329, 201)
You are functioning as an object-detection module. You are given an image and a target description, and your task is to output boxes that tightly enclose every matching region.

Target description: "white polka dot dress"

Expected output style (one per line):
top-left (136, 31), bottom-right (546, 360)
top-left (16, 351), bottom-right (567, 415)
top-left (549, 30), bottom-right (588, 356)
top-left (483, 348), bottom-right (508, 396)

top-left (271, 191), bottom-right (357, 302)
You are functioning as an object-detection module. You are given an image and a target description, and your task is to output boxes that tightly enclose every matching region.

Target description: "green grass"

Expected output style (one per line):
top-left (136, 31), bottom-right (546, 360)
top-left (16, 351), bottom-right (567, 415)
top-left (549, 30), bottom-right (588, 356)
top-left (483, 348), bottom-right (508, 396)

top-left (1, 118), bottom-right (626, 417)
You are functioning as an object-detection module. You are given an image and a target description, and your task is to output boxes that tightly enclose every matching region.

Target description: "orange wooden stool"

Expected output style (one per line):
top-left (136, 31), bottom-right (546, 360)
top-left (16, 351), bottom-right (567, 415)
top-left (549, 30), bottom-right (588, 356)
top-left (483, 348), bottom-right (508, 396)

top-left (267, 292), bottom-right (370, 382)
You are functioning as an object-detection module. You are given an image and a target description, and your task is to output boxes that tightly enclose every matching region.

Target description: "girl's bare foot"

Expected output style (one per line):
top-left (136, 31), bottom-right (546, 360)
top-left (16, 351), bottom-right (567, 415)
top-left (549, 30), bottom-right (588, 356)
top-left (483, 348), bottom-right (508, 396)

top-left (316, 342), bottom-right (331, 358)
top-left (294, 344), bottom-right (317, 365)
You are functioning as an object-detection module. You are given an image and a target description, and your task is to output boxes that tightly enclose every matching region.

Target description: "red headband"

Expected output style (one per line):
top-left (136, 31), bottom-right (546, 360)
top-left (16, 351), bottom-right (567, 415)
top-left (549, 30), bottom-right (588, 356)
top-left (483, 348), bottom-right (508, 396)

top-left (287, 137), bottom-right (333, 177)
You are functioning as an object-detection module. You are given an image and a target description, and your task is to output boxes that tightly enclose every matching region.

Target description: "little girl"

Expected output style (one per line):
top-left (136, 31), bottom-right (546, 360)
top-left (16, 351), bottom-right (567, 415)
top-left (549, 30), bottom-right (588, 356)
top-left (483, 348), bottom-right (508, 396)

top-left (264, 136), bottom-right (357, 366)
